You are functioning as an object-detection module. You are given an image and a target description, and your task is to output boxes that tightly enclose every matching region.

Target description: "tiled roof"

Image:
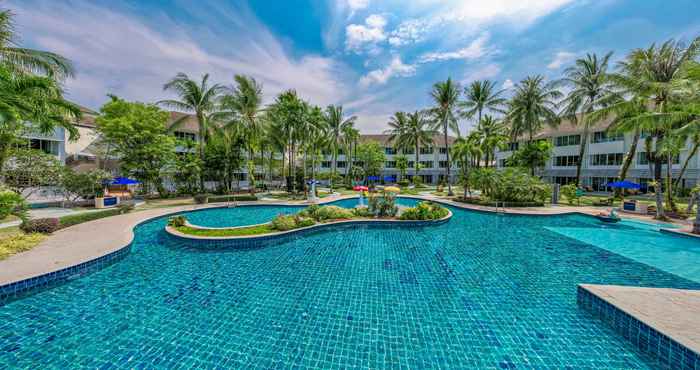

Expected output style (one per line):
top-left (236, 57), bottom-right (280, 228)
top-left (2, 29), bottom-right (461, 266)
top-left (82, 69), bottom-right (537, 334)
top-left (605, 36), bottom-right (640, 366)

top-left (359, 134), bottom-right (457, 146)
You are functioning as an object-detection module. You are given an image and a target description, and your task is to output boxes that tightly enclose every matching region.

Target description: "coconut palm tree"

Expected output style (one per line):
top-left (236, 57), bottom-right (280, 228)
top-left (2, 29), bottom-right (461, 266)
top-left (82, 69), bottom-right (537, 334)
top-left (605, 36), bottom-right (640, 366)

top-left (429, 78), bottom-right (461, 195)
top-left (0, 9), bottom-right (74, 79)
top-left (159, 73), bottom-right (224, 190)
top-left (460, 80), bottom-right (507, 130)
top-left (218, 75), bottom-right (264, 194)
top-left (342, 125), bottom-right (359, 183)
top-left (385, 111), bottom-right (435, 183)
top-left (0, 66), bottom-right (81, 173)
top-left (560, 52), bottom-right (617, 186)
top-left (476, 115), bottom-right (508, 167)
top-left (324, 105), bottom-right (356, 191)
top-left (506, 75), bottom-right (562, 142)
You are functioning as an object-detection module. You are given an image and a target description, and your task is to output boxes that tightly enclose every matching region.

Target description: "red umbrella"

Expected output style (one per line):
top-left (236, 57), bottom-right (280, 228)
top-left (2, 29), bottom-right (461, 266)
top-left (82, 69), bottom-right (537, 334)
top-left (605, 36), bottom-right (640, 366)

top-left (353, 186), bottom-right (368, 191)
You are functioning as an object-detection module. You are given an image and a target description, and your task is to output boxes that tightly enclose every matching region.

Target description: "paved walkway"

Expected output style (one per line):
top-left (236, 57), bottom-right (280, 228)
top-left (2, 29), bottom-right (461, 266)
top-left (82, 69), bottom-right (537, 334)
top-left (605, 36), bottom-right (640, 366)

top-left (0, 194), bottom-right (690, 287)
top-left (580, 284), bottom-right (700, 354)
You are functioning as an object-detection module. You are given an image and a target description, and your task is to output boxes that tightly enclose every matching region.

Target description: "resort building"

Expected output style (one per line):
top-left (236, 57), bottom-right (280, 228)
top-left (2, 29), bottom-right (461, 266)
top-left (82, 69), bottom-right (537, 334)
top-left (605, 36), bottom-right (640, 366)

top-left (317, 134), bottom-right (458, 185)
top-left (494, 118), bottom-right (698, 191)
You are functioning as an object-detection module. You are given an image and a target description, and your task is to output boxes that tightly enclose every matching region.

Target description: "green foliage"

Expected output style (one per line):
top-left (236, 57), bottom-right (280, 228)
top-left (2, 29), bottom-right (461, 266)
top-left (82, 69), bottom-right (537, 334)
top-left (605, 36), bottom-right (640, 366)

top-left (395, 155), bottom-right (409, 181)
top-left (172, 140), bottom-right (202, 194)
top-left (397, 179), bottom-right (410, 187)
top-left (368, 191), bottom-right (398, 217)
top-left (176, 224), bottom-right (275, 237)
top-left (0, 189), bottom-right (27, 221)
top-left (0, 231), bottom-right (46, 261)
top-left (560, 184), bottom-right (580, 205)
top-left (470, 168), bottom-right (551, 203)
top-left (351, 206), bottom-right (374, 217)
top-left (355, 141), bottom-right (386, 178)
top-left (207, 195), bottom-right (258, 203)
top-left (399, 201), bottom-right (449, 220)
top-left (193, 194), bottom-right (210, 204)
top-left (61, 168), bottom-right (111, 202)
top-left (304, 205), bottom-right (354, 221)
top-left (57, 208), bottom-right (123, 229)
top-left (508, 141), bottom-right (553, 174)
top-left (95, 96), bottom-right (175, 196)
top-left (271, 214), bottom-right (315, 231)
top-left (168, 215), bottom-right (187, 227)
top-left (2, 148), bottom-right (63, 199)
top-left (20, 218), bottom-right (59, 234)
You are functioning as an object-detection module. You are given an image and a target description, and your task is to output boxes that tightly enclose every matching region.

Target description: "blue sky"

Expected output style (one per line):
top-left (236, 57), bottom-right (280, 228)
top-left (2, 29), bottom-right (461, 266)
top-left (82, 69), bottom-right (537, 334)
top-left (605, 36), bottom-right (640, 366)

top-left (8, 0), bottom-right (700, 133)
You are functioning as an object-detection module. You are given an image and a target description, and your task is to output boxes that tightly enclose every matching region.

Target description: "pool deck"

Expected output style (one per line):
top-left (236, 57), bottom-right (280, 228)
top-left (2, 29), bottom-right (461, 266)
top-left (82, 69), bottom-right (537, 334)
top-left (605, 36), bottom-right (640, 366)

top-left (579, 284), bottom-right (700, 355)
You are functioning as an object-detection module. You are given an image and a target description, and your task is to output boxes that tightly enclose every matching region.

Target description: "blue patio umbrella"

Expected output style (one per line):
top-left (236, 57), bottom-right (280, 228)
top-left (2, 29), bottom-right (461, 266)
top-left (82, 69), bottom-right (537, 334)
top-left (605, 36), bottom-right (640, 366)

top-left (111, 177), bottom-right (140, 185)
top-left (606, 180), bottom-right (641, 189)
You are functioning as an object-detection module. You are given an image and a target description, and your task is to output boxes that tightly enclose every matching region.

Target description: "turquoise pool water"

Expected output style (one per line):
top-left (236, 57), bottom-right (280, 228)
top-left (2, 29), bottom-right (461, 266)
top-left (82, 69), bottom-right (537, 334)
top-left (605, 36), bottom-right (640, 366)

top-left (1, 201), bottom-right (699, 368)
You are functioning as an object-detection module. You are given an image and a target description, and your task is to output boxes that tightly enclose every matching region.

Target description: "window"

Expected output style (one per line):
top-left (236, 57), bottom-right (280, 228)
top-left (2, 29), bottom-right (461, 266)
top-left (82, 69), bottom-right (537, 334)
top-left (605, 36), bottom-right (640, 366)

top-left (27, 138), bottom-right (59, 155)
top-left (407, 161), bottom-right (414, 168)
top-left (322, 149), bottom-right (331, 155)
top-left (589, 153), bottom-right (623, 166)
top-left (174, 131), bottom-right (196, 141)
top-left (498, 159), bottom-right (507, 168)
top-left (592, 131), bottom-right (624, 143)
top-left (420, 175), bottom-right (433, 184)
top-left (554, 155), bottom-right (579, 167)
top-left (385, 147), bottom-right (396, 155)
top-left (554, 135), bottom-right (581, 147)
top-left (591, 177), bottom-right (617, 191)
top-left (354, 161), bottom-right (364, 167)
top-left (638, 152), bottom-right (680, 165)
top-left (501, 142), bottom-right (519, 152)
top-left (420, 160), bottom-right (433, 168)
top-left (553, 176), bottom-right (577, 186)
top-left (439, 147), bottom-right (448, 154)
top-left (384, 161), bottom-right (396, 168)
top-left (403, 148), bottom-right (415, 155)
top-left (420, 147), bottom-right (433, 154)
top-left (438, 161), bottom-right (449, 168)
top-left (337, 148), bottom-right (345, 155)
top-left (337, 161), bottom-right (346, 168)
top-left (321, 161), bottom-right (331, 168)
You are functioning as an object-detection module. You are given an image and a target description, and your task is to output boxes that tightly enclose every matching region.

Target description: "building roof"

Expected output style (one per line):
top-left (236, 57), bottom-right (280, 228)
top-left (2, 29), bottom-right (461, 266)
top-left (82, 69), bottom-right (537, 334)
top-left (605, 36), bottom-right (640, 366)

top-left (359, 134), bottom-right (457, 147)
top-left (527, 114), bottom-right (615, 141)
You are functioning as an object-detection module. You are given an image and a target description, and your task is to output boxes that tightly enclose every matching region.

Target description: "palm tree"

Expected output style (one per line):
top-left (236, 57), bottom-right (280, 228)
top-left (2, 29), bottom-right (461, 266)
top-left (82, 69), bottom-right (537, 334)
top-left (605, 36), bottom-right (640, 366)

top-left (506, 75), bottom-right (562, 142)
top-left (159, 73), bottom-right (224, 190)
top-left (324, 105), bottom-right (356, 191)
top-left (460, 80), bottom-right (507, 130)
top-left (385, 111), bottom-right (435, 183)
top-left (0, 9), bottom-right (74, 79)
top-left (560, 52), bottom-right (617, 186)
top-left (476, 115), bottom-right (508, 167)
top-left (430, 78), bottom-right (461, 195)
top-left (342, 125), bottom-right (359, 184)
top-left (219, 75), bottom-right (264, 194)
top-left (0, 66), bottom-right (81, 173)
top-left (305, 106), bottom-right (328, 190)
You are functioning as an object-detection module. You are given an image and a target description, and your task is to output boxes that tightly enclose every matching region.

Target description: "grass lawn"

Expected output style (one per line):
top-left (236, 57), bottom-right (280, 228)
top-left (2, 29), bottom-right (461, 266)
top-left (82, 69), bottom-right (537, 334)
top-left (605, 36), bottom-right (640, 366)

top-left (0, 214), bottom-right (19, 224)
top-left (0, 227), bottom-right (46, 261)
top-left (176, 224), bottom-right (275, 237)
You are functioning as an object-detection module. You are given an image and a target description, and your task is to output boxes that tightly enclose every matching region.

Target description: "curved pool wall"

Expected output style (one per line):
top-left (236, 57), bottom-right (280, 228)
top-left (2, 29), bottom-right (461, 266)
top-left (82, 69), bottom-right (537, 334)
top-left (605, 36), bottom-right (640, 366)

top-left (2, 200), bottom-right (700, 367)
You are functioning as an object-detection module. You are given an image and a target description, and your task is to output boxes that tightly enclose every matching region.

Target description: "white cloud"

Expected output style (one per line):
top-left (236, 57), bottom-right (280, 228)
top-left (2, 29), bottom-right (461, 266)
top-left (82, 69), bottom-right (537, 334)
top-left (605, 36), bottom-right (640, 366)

top-left (547, 51), bottom-right (576, 69)
top-left (9, 0), bottom-right (353, 109)
top-left (437, 0), bottom-right (575, 27)
top-left (359, 56), bottom-right (416, 87)
top-left (502, 79), bottom-right (514, 89)
top-left (462, 63), bottom-right (501, 83)
top-left (345, 14), bottom-right (388, 52)
top-left (388, 19), bottom-right (428, 47)
top-left (418, 34), bottom-right (490, 63)
top-left (348, 0), bottom-right (369, 12)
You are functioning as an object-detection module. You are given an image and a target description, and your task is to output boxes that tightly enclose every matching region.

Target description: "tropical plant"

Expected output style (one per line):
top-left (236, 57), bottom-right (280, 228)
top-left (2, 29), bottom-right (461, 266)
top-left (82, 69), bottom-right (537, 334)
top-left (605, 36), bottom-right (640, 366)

top-left (385, 111), bottom-right (435, 180)
top-left (268, 90), bottom-right (307, 193)
top-left (475, 115), bottom-right (508, 167)
top-left (399, 201), bottom-right (448, 220)
top-left (460, 80), bottom-right (507, 130)
top-left (96, 96), bottom-right (175, 196)
top-left (559, 52), bottom-right (617, 186)
top-left (429, 78), bottom-right (461, 195)
top-left (471, 167), bottom-right (550, 204)
top-left (395, 154), bottom-right (409, 182)
top-left (158, 73), bottom-right (224, 189)
top-left (0, 188), bottom-right (27, 221)
top-left (0, 9), bottom-right (74, 79)
top-left (61, 168), bottom-right (111, 202)
top-left (2, 148), bottom-right (63, 199)
top-left (506, 75), bottom-right (562, 141)
top-left (324, 105), bottom-right (356, 191)
top-left (355, 141), bottom-right (386, 181)
top-left (508, 140), bottom-right (553, 175)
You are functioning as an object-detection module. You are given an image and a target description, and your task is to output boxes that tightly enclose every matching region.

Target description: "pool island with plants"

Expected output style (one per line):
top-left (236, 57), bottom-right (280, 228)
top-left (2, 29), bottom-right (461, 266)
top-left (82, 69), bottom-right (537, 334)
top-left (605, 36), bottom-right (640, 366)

top-left (166, 200), bottom-right (451, 240)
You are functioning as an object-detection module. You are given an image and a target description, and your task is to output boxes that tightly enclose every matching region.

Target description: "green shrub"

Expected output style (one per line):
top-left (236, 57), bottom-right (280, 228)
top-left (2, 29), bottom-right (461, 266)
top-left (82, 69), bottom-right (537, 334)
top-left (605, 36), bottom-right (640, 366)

top-left (560, 184), bottom-right (579, 205)
top-left (397, 179), bottom-right (410, 187)
top-left (0, 189), bottom-right (27, 221)
top-left (311, 206), bottom-right (354, 221)
top-left (20, 218), bottom-right (60, 234)
top-left (168, 215), bottom-right (187, 227)
top-left (298, 204), bottom-right (320, 218)
top-left (270, 214), bottom-right (315, 231)
top-left (368, 192), bottom-right (398, 217)
top-left (352, 206), bottom-right (373, 217)
top-left (58, 208), bottom-right (122, 229)
top-left (296, 217), bottom-right (315, 228)
top-left (117, 202), bottom-right (136, 214)
top-left (399, 202), bottom-right (448, 220)
top-left (193, 194), bottom-right (210, 204)
top-left (208, 195), bottom-right (258, 203)
top-left (470, 168), bottom-right (551, 204)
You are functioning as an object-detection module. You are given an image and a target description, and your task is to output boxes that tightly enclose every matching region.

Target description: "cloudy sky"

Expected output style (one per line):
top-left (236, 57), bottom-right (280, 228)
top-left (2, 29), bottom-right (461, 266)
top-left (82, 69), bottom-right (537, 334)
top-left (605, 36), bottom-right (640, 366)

top-left (8, 0), bottom-right (700, 133)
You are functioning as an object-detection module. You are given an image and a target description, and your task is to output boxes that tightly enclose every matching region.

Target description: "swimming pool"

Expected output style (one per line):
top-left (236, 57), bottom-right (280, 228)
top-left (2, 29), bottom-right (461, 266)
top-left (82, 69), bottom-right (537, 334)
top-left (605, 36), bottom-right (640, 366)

top-left (1, 201), bottom-right (699, 368)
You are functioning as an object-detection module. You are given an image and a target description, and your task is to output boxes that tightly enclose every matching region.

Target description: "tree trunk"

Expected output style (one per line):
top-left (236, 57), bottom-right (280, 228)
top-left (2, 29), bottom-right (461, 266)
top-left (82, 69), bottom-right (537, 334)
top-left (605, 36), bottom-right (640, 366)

top-left (197, 112), bottom-right (206, 191)
top-left (443, 119), bottom-right (453, 195)
top-left (575, 124), bottom-right (589, 187)
top-left (330, 142), bottom-right (337, 192)
top-left (666, 153), bottom-right (678, 212)
top-left (415, 143), bottom-right (420, 183)
top-left (673, 141), bottom-right (698, 190)
top-left (653, 154), bottom-right (666, 219)
top-left (616, 128), bottom-right (640, 196)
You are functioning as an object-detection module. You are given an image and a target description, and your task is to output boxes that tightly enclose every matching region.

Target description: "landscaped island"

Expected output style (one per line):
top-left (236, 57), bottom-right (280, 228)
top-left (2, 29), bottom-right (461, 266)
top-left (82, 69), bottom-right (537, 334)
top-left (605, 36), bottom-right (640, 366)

top-left (167, 200), bottom-right (450, 239)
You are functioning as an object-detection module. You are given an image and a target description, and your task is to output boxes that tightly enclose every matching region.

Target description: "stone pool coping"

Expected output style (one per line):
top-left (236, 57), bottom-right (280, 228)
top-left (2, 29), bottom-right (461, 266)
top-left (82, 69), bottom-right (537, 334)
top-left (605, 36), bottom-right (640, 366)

top-left (0, 193), bottom-right (696, 297)
top-left (578, 284), bottom-right (700, 368)
top-left (164, 208), bottom-right (453, 241)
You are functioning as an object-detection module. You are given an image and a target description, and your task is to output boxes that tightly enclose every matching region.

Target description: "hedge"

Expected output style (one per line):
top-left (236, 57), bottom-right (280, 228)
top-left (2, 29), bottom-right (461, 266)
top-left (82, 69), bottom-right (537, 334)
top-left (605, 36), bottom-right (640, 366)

top-left (208, 195), bottom-right (258, 203)
top-left (455, 197), bottom-right (544, 208)
top-left (58, 208), bottom-right (124, 229)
